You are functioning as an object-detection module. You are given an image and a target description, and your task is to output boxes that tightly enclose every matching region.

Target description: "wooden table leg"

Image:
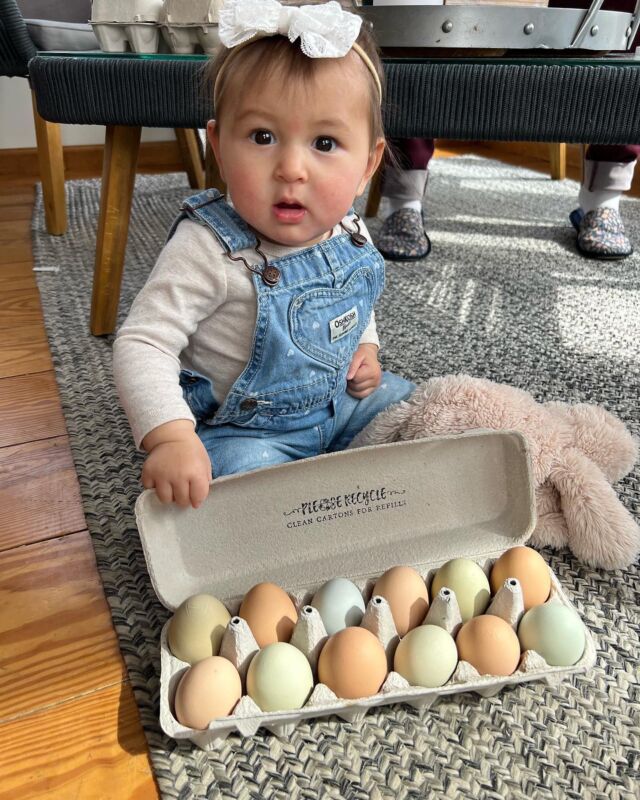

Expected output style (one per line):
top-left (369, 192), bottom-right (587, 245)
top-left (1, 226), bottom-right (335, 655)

top-left (90, 125), bottom-right (141, 336)
top-left (31, 91), bottom-right (66, 236)
top-left (549, 143), bottom-right (567, 180)
top-left (175, 128), bottom-right (204, 190)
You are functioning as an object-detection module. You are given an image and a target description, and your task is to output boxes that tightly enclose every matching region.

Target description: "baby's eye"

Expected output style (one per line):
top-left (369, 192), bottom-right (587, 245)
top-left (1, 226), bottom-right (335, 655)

top-left (250, 130), bottom-right (275, 145)
top-left (313, 136), bottom-right (337, 153)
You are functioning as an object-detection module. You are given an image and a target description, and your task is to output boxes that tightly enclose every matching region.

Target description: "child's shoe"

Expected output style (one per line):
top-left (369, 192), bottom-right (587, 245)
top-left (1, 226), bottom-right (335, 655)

top-left (570, 206), bottom-right (633, 260)
top-left (376, 208), bottom-right (431, 262)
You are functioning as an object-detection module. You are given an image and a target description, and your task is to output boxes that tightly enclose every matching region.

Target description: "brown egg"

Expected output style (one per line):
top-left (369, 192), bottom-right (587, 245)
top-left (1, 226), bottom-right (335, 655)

top-left (238, 582), bottom-right (298, 648)
top-left (174, 656), bottom-right (242, 730)
top-left (490, 546), bottom-right (551, 611)
top-left (373, 565), bottom-right (429, 636)
top-left (318, 627), bottom-right (388, 699)
top-left (456, 615), bottom-right (521, 676)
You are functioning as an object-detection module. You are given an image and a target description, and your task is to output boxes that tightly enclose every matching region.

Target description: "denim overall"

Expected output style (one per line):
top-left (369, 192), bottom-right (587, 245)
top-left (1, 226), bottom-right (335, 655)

top-left (168, 189), bottom-right (415, 476)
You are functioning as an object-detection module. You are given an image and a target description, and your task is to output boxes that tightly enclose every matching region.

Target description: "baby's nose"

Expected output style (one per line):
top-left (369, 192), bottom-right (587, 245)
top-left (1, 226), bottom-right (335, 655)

top-left (275, 147), bottom-right (308, 182)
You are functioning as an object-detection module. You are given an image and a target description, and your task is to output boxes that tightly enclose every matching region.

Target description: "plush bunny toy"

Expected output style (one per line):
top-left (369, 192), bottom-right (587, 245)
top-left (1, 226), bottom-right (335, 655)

top-left (351, 375), bottom-right (640, 569)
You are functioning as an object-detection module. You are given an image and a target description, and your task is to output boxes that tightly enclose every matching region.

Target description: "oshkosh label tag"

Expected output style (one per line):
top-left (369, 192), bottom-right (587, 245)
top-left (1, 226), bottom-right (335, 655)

top-left (330, 306), bottom-right (358, 343)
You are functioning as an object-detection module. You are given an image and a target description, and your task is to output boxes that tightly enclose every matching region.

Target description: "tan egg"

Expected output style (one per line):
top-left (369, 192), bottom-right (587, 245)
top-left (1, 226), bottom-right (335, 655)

top-left (456, 615), bottom-right (521, 676)
top-left (490, 546), bottom-right (551, 611)
top-left (373, 565), bottom-right (429, 636)
top-left (318, 627), bottom-right (388, 699)
top-left (167, 593), bottom-right (231, 664)
top-left (174, 656), bottom-right (242, 730)
top-left (238, 582), bottom-right (298, 648)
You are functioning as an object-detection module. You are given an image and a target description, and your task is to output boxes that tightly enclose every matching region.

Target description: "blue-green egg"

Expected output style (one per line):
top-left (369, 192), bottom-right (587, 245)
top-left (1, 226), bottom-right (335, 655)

top-left (518, 602), bottom-right (585, 666)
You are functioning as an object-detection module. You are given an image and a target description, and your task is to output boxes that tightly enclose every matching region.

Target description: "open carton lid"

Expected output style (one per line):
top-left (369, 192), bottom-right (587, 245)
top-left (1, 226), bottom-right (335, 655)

top-left (136, 430), bottom-right (536, 611)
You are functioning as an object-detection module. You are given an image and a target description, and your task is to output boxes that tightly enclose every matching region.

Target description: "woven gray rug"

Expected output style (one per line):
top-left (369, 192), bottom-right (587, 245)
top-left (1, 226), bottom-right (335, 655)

top-left (33, 156), bottom-right (639, 800)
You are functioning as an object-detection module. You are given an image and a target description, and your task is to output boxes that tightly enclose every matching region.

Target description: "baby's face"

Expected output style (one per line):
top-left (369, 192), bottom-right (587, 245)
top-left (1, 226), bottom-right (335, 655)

top-left (209, 53), bottom-right (384, 248)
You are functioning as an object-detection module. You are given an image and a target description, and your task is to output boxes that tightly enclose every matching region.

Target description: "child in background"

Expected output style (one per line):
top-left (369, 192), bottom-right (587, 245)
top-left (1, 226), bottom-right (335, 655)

top-left (113, 0), bottom-right (415, 509)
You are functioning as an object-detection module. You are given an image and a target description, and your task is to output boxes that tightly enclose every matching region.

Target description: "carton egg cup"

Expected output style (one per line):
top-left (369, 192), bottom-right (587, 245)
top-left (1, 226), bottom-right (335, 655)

top-left (136, 431), bottom-right (596, 751)
top-left (91, 0), bottom-right (221, 54)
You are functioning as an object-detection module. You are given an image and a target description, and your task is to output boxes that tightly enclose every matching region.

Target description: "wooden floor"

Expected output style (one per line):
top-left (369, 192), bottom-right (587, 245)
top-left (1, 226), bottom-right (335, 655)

top-left (0, 140), bottom-right (636, 799)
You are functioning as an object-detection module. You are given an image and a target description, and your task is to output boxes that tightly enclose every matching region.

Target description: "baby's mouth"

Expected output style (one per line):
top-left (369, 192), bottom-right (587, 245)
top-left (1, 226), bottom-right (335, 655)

top-left (273, 201), bottom-right (306, 222)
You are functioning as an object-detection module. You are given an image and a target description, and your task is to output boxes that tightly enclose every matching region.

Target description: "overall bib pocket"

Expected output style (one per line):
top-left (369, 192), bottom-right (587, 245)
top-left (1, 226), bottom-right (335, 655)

top-left (289, 267), bottom-right (376, 370)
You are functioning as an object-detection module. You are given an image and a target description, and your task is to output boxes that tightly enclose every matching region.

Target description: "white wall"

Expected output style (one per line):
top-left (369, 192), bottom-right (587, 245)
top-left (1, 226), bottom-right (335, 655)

top-left (0, 75), bottom-right (175, 149)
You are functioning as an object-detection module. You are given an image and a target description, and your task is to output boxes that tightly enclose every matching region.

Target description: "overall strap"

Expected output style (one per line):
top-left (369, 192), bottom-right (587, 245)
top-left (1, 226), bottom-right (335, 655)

top-left (166, 189), bottom-right (258, 253)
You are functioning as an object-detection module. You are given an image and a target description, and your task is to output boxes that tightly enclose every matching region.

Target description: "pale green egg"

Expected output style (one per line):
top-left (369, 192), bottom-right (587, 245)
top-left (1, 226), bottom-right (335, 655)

top-left (518, 603), bottom-right (586, 666)
top-left (394, 624), bottom-right (458, 688)
top-left (247, 642), bottom-right (314, 712)
top-left (167, 593), bottom-right (231, 664)
top-left (431, 558), bottom-right (491, 623)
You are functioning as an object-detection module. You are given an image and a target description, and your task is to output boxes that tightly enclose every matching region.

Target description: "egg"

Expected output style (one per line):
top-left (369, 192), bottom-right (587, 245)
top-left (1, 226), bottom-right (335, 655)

top-left (318, 626), bottom-right (388, 699)
top-left (167, 593), bottom-right (231, 664)
top-left (394, 624), bottom-right (458, 688)
top-left (238, 582), bottom-right (298, 648)
top-left (246, 642), bottom-right (314, 711)
top-left (518, 602), bottom-right (585, 666)
top-left (311, 577), bottom-right (365, 635)
top-left (456, 615), bottom-right (521, 676)
top-left (431, 558), bottom-right (491, 623)
top-left (372, 566), bottom-right (429, 636)
top-left (490, 546), bottom-right (551, 610)
top-left (174, 656), bottom-right (242, 729)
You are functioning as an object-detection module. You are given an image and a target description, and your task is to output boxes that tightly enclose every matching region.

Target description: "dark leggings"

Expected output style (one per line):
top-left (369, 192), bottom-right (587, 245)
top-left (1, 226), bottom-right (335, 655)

top-left (391, 139), bottom-right (640, 169)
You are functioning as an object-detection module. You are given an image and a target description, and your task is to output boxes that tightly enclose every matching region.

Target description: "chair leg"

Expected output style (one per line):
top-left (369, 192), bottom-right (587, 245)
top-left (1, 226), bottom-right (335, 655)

top-left (549, 143), bottom-right (567, 180)
top-left (175, 128), bottom-right (205, 190)
top-left (365, 162), bottom-right (384, 218)
top-left (31, 90), bottom-right (66, 235)
top-left (91, 125), bottom-right (141, 336)
top-left (204, 137), bottom-right (226, 193)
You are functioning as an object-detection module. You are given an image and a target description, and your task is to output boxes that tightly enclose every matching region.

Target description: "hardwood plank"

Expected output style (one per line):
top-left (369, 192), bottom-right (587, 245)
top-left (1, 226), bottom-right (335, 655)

top-left (0, 372), bottom-right (67, 448)
top-left (0, 287), bottom-right (43, 329)
top-left (0, 205), bottom-right (33, 222)
top-left (0, 322), bottom-right (52, 379)
top-left (0, 531), bottom-right (126, 720)
top-left (0, 682), bottom-right (159, 800)
top-left (0, 239), bottom-right (31, 264)
top-left (0, 436), bottom-right (85, 550)
top-left (0, 262), bottom-right (37, 292)
top-left (0, 218), bottom-right (30, 243)
top-left (0, 187), bottom-right (35, 206)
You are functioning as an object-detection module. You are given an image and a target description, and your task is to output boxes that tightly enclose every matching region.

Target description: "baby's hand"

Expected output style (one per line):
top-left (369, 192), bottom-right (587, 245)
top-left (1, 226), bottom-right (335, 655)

top-left (346, 343), bottom-right (382, 399)
top-left (141, 420), bottom-right (212, 509)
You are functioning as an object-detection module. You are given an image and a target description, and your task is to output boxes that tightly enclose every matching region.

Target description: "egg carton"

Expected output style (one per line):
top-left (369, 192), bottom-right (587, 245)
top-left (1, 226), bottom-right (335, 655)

top-left (90, 0), bottom-right (221, 54)
top-left (158, 561), bottom-right (596, 750)
top-left (136, 431), bottom-right (595, 749)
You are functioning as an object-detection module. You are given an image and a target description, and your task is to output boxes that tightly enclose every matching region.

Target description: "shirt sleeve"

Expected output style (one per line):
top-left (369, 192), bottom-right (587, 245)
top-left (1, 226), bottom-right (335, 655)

top-left (113, 219), bottom-right (228, 449)
top-left (359, 309), bottom-right (379, 348)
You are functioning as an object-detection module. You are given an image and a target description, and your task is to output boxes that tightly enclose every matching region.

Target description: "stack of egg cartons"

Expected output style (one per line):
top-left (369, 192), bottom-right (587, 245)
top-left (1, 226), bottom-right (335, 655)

top-left (90, 0), bottom-right (223, 54)
top-left (161, 0), bottom-right (223, 55)
top-left (91, 0), bottom-right (165, 53)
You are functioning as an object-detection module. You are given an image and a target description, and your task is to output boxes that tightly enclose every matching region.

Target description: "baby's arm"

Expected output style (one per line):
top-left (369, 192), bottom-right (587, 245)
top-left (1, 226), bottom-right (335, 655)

top-left (141, 420), bottom-right (212, 508)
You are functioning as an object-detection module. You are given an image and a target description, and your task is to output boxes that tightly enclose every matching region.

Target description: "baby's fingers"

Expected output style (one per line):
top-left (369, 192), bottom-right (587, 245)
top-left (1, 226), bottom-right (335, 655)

top-left (154, 480), bottom-right (175, 505)
top-left (190, 475), bottom-right (211, 509)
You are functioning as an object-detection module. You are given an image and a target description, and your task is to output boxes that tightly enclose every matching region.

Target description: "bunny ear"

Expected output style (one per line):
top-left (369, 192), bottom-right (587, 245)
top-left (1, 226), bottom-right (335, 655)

top-left (547, 447), bottom-right (640, 570)
top-left (545, 401), bottom-right (638, 483)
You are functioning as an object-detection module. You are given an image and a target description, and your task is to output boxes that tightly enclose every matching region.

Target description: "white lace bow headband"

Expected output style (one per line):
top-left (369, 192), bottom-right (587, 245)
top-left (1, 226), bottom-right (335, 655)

top-left (215, 0), bottom-right (382, 104)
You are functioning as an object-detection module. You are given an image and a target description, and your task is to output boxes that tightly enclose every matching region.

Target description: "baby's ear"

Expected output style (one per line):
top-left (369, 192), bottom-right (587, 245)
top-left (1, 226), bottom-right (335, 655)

top-left (356, 137), bottom-right (385, 197)
top-left (206, 120), bottom-right (225, 181)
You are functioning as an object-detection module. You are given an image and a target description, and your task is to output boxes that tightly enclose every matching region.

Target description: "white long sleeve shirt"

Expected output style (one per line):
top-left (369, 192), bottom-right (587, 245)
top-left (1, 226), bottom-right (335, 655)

top-left (113, 215), bottom-right (380, 448)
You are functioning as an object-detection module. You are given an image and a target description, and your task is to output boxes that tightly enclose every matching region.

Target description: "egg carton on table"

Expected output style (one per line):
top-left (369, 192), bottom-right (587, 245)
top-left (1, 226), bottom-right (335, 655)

top-left (90, 0), bottom-right (221, 54)
top-left (136, 431), bottom-right (597, 750)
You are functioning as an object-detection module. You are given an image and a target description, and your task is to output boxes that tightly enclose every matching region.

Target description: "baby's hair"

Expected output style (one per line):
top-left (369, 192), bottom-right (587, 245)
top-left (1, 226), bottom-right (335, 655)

top-left (205, 20), bottom-right (386, 152)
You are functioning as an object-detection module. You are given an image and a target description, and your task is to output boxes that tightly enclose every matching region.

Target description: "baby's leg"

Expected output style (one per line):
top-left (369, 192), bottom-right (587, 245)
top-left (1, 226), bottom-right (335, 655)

top-left (328, 371), bottom-right (415, 453)
top-left (196, 423), bottom-right (319, 477)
